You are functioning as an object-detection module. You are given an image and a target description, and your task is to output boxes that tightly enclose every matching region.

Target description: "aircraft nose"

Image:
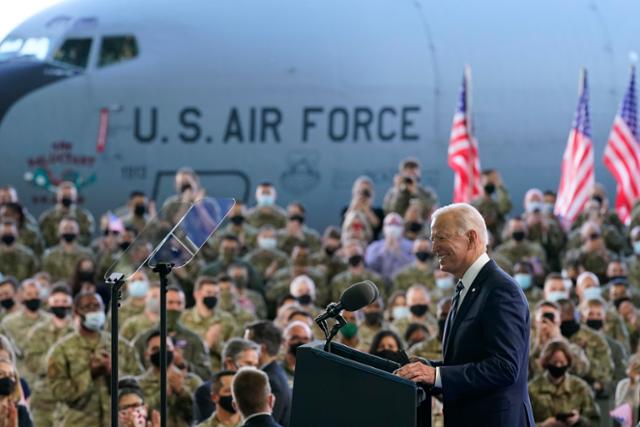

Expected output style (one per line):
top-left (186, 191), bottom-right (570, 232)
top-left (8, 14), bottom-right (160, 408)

top-left (0, 59), bottom-right (81, 125)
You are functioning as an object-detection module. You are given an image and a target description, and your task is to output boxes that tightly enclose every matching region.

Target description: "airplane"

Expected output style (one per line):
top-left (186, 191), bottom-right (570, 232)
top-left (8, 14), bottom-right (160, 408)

top-left (0, 0), bottom-right (639, 232)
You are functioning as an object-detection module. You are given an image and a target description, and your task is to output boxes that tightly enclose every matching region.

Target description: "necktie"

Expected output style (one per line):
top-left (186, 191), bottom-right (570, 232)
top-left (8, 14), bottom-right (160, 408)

top-left (443, 280), bottom-right (465, 345)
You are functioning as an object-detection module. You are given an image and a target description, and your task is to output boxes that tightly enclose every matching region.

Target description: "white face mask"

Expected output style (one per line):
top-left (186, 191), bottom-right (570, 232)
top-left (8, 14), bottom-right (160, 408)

top-left (634, 240), bottom-right (640, 255)
top-left (392, 306), bottom-right (410, 320)
top-left (257, 193), bottom-right (275, 206)
top-left (547, 291), bottom-right (568, 303)
top-left (384, 225), bottom-right (403, 239)
top-left (258, 237), bottom-right (277, 250)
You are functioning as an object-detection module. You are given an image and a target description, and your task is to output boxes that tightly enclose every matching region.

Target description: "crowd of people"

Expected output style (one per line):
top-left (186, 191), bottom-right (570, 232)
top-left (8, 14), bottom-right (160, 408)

top-left (1, 158), bottom-right (640, 427)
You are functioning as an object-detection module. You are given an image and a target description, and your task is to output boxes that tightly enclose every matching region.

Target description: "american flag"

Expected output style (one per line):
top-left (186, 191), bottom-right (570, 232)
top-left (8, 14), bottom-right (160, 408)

top-left (554, 69), bottom-right (595, 226)
top-left (448, 66), bottom-right (482, 203)
top-left (603, 66), bottom-right (639, 225)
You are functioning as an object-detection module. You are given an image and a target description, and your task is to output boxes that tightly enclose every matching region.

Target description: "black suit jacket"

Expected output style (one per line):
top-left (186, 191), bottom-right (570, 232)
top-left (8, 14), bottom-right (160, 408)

top-left (436, 259), bottom-right (535, 427)
top-left (262, 361), bottom-right (291, 427)
top-left (242, 414), bottom-right (283, 427)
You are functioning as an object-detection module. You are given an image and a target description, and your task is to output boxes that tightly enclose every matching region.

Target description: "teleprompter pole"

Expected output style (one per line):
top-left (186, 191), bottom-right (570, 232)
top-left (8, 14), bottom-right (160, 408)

top-left (106, 273), bottom-right (126, 427)
top-left (153, 262), bottom-right (174, 427)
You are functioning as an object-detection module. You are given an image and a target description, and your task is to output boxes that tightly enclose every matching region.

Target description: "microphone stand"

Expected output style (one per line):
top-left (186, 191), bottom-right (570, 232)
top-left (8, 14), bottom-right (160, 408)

top-left (320, 314), bottom-right (347, 353)
top-left (106, 273), bottom-right (126, 427)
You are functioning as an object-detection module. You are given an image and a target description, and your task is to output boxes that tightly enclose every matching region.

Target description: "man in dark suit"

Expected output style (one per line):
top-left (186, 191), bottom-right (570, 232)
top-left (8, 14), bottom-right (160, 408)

top-left (396, 203), bottom-right (535, 427)
top-left (232, 367), bottom-right (283, 427)
top-left (244, 321), bottom-right (291, 427)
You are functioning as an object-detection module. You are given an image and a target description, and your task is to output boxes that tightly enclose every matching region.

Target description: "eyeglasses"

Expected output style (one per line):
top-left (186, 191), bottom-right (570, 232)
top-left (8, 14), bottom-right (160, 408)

top-left (119, 402), bottom-right (144, 411)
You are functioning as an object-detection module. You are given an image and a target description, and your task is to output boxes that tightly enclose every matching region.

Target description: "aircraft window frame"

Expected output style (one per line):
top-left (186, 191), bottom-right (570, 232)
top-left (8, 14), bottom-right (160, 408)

top-left (0, 37), bottom-right (50, 60)
top-left (98, 35), bottom-right (139, 68)
top-left (53, 37), bottom-right (93, 69)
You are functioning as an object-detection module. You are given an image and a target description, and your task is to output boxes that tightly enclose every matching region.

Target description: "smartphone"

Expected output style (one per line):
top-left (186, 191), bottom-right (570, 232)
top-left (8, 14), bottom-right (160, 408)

top-left (542, 312), bottom-right (555, 322)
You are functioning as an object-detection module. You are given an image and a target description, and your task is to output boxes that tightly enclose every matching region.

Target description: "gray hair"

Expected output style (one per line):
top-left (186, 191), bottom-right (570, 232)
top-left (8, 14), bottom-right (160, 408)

top-left (431, 203), bottom-right (488, 246)
top-left (222, 338), bottom-right (260, 362)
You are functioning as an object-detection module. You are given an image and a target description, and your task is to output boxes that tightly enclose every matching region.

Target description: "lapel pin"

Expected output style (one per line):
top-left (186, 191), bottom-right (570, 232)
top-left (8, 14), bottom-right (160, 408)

top-left (471, 288), bottom-right (476, 293)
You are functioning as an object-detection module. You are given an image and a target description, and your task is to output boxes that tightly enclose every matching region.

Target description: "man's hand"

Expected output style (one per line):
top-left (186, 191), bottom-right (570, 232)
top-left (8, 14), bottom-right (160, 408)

top-left (204, 324), bottom-right (223, 349)
top-left (394, 362), bottom-right (435, 385)
top-left (168, 366), bottom-right (185, 394)
top-left (566, 409), bottom-right (580, 426)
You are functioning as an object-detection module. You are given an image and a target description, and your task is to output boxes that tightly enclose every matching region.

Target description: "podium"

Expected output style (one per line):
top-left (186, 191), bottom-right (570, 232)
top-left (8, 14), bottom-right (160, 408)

top-left (290, 341), bottom-right (431, 427)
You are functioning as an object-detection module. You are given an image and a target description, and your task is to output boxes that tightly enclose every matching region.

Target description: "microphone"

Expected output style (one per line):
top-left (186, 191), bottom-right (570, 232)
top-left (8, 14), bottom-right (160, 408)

top-left (315, 280), bottom-right (379, 324)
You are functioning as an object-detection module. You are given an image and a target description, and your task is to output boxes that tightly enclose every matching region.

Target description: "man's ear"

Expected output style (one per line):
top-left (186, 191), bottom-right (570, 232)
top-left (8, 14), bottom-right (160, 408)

top-left (211, 392), bottom-right (219, 405)
top-left (268, 393), bottom-right (276, 411)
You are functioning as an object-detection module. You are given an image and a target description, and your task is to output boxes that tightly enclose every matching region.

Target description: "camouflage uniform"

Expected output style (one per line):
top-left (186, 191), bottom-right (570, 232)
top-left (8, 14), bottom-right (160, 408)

top-left (626, 254), bottom-right (640, 288)
top-left (121, 212), bottom-right (152, 235)
top-left (392, 314), bottom-right (438, 341)
top-left (528, 372), bottom-right (600, 425)
top-left (604, 308), bottom-right (631, 353)
top-left (47, 330), bottom-right (143, 427)
top-left (160, 195), bottom-right (193, 225)
top-left (526, 219), bottom-right (566, 272)
top-left (309, 251), bottom-right (348, 284)
top-left (242, 248), bottom-right (290, 280)
top-left (563, 248), bottom-right (615, 283)
top-left (276, 227), bottom-right (322, 255)
top-left (391, 262), bottom-right (436, 292)
top-left (201, 223), bottom-right (258, 262)
top-left (568, 326), bottom-right (613, 391)
top-left (383, 185), bottom-right (438, 218)
top-left (470, 186), bottom-right (512, 244)
top-left (236, 289), bottom-right (268, 320)
top-left (572, 211), bottom-right (627, 252)
top-left (180, 307), bottom-right (238, 371)
top-left (17, 223), bottom-right (45, 256)
top-left (523, 287), bottom-right (544, 314)
top-left (409, 336), bottom-right (442, 361)
top-left (136, 367), bottom-right (202, 427)
top-left (120, 313), bottom-right (156, 342)
top-left (529, 340), bottom-right (590, 380)
top-left (0, 244), bottom-right (39, 280)
top-left (265, 266), bottom-right (327, 308)
top-left (218, 291), bottom-right (257, 335)
top-left (246, 206), bottom-right (288, 229)
top-left (24, 320), bottom-right (75, 427)
top-left (114, 298), bottom-right (146, 327)
top-left (42, 243), bottom-right (94, 282)
top-left (493, 239), bottom-right (547, 269)
top-left (201, 259), bottom-right (261, 293)
top-left (328, 269), bottom-right (384, 304)
top-left (356, 321), bottom-right (396, 353)
top-left (39, 206), bottom-right (95, 247)
top-left (196, 412), bottom-right (241, 427)
top-left (566, 223), bottom-right (627, 254)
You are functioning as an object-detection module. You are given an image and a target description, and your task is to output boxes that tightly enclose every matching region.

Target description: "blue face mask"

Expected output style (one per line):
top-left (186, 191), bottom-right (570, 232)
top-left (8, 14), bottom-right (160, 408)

top-left (257, 194), bottom-right (275, 206)
top-left (436, 277), bottom-right (454, 290)
top-left (128, 280), bottom-right (149, 298)
top-left (634, 241), bottom-right (640, 255)
top-left (583, 287), bottom-right (602, 301)
top-left (514, 273), bottom-right (532, 290)
top-left (547, 291), bottom-right (568, 303)
top-left (83, 310), bottom-right (106, 331)
top-left (392, 306), bottom-right (410, 320)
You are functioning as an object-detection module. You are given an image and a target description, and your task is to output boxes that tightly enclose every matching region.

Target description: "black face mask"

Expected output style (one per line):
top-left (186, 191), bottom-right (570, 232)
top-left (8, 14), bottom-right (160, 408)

top-left (546, 364), bottom-right (569, 379)
top-left (348, 255), bottom-right (363, 267)
top-left (150, 350), bottom-right (174, 368)
top-left (202, 296), bottom-right (218, 310)
top-left (0, 377), bottom-right (15, 396)
top-left (589, 233), bottom-right (600, 241)
top-left (180, 183), bottom-right (192, 193)
top-left (296, 294), bottom-right (312, 306)
top-left (288, 341), bottom-right (305, 356)
top-left (78, 270), bottom-right (95, 282)
top-left (229, 215), bottom-right (245, 226)
top-left (364, 311), bottom-right (383, 326)
top-left (51, 306), bottom-right (71, 319)
top-left (289, 214), bottom-right (305, 224)
top-left (324, 246), bottom-right (339, 257)
top-left (372, 349), bottom-right (408, 365)
top-left (217, 395), bottom-right (237, 414)
top-left (119, 241), bottom-right (131, 252)
top-left (438, 318), bottom-right (447, 339)
top-left (409, 304), bottom-right (429, 317)
top-left (134, 204), bottom-right (146, 217)
top-left (24, 298), bottom-right (41, 312)
top-left (484, 183), bottom-right (496, 195)
top-left (512, 231), bottom-right (525, 242)
top-left (592, 195), bottom-right (604, 205)
top-left (0, 298), bottom-right (15, 310)
top-left (586, 319), bottom-right (604, 330)
top-left (415, 251), bottom-right (432, 262)
top-left (560, 320), bottom-right (580, 338)
top-left (1, 234), bottom-right (15, 246)
top-left (61, 233), bottom-right (77, 243)
top-left (61, 197), bottom-right (73, 208)
top-left (408, 222), bottom-right (423, 233)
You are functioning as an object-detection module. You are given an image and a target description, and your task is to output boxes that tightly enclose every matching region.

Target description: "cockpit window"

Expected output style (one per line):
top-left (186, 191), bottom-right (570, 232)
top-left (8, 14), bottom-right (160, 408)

top-left (98, 35), bottom-right (138, 67)
top-left (53, 37), bottom-right (92, 68)
top-left (0, 37), bottom-right (50, 60)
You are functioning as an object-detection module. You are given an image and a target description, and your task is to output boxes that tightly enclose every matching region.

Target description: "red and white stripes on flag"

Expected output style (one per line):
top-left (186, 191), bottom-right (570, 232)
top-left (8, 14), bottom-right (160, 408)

top-left (555, 69), bottom-right (595, 227)
top-left (448, 66), bottom-right (482, 203)
top-left (603, 66), bottom-right (639, 225)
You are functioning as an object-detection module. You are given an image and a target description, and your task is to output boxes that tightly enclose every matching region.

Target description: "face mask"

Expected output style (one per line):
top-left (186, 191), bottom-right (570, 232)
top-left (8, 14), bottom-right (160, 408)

top-left (0, 234), bottom-right (15, 246)
top-left (203, 296), bottom-right (218, 310)
top-left (592, 194), bottom-right (604, 205)
top-left (61, 233), bottom-right (77, 243)
top-left (51, 306), bottom-right (71, 319)
top-left (415, 251), bottom-right (432, 262)
top-left (543, 203), bottom-right (554, 214)
top-left (409, 304), bottom-right (429, 317)
top-left (436, 277), bottom-right (454, 290)
top-left (39, 286), bottom-right (49, 300)
top-left (296, 294), bottom-right (312, 306)
top-left (24, 298), bottom-right (41, 312)
top-left (583, 287), bottom-right (602, 301)
top-left (589, 233), bottom-right (600, 241)
top-left (119, 241), bottom-right (131, 252)
top-left (289, 214), bottom-right (305, 224)
top-left (364, 311), bottom-right (383, 326)
top-left (586, 319), bottom-right (604, 330)
top-left (324, 246), bottom-right (339, 257)
top-left (217, 395), bottom-right (237, 414)
top-left (340, 322), bottom-right (358, 339)
top-left (180, 183), bottom-right (192, 193)
top-left (61, 197), bottom-right (73, 208)
top-left (257, 194), bottom-right (275, 206)
top-left (384, 225), bottom-right (403, 239)
top-left (392, 306), bottom-right (410, 320)
top-left (288, 342), bottom-right (305, 356)
top-left (512, 231), bottom-right (525, 242)
top-left (526, 201), bottom-right (543, 213)
top-left (167, 309), bottom-right (181, 330)
top-left (407, 222), bottom-right (423, 233)
top-left (0, 377), bottom-right (16, 396)
top-left (83, 310), bottom-right (106, 331)
top-left (145, 297), bottom-right (160, 314)
top-left (150, 350), bottom-right (174, 368)
top-left (546, 365), bottom-right (568, 379)
top-left (634, 241), bottom-right (640, 255)
top-left (133, 204), bottom-right (146, 217)
top-left (560, 319), bottom-right (580, 338)
top-left (514, 273), bottom-right (532, 290)
top-left (78, 270), bottom-right (95, 282)
top-left (547, 291), bottom-right (568, 303)
top-left (484, 183), bottom-right (496, 195)
top-left (128, 280), bottom-right (149, 298)
top-left (348, 255), bottom-right (363, 267)
top-left (0, 298), bottom-right (15, 310)
top-left (438, 318), bottom-right (447, 339)
top-left (258, 237), bottom-right (277, 250)
top-left (229, 215), bottom-right (245, 226)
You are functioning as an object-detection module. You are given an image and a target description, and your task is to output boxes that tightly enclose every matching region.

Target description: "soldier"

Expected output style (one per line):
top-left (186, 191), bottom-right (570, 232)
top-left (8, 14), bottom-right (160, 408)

top-left (356, 298), bottom-right (396, 352)
top-left (342, 176), bottom-right (385, 240)
top-left (120, 190), bottom-right (154, 234)
top-left (528, 340), bottom-right (600, 426)
top-left (115, 270), bottom-right (151, 326)
top-left (42, 217), bottom-right (94, 282)
top-left (0, 185), bottom-right (38, 230)
top-left (196, 370), bottom-right (241, 427)
top-left (202, 235), bottom-right (260, 292)
top-left (246, 182), bottom-right (288, 229)
top-left (494, 217), bottom-right (547, 278)
top-left (470, 169), bottom-right (512, 244)
top-left (512, 260), bottom-right (543, 312)
top-left (243, 225), bottom-right (289, 282)
top-left (383, 157), bottom-right (438, 220)
top-left (136, 330), bottom-right (202, 427)
top-left (0, 202), bottom-right (44, 255)
top-left (202, 202), bottom-right (257, 261)
top-left (564, 221), bottom-right (617, 284)
top-left (276, 202), bottom-right (321, 255)
top-left (329, 239), bottom-right (384, 304)
top-left (39, 181), bottom-right (95, 247)
top-left (522, 188), bottom-right (566, 272)
top-left (24, 283), bottom-right (75, 427)
top-left (120, 281), bottom-right (161, 341)
top-left (409, 297), bottom-right (451, 361)
top-left (160, 167), bottom-right (207, 224)
top-left (571, 185), bottom-right (626, 251)
top-left (0, 277), bottom-right (19, 322)
top-left (542, 273), bottom-right (571, 304)
top-left (180, 276), bottom-right (238, 372)
top-left (134, 285), bottom-right (211, 380)
top-left (0, 218), bottom-right (39, 281)
top-left (0, 278), bottom-right (52, 384)
top-left (47, 291), bottom-right (143, 427)
top-left (392, 285), bottom-right (438, 340)
top-left (217, 275), bottom-right (257, 336)
top-left (365, 213), bottom-right (414, 287)
top-left (309, 226), bottom-right (347, 284)
top-left (288, 275), bottom-right (321, 318)
top-left (392, 236), bottom-right (437, 292)
top-left (617, 298), bottom-right (640, 353)
top-left (227, 263), bottom-right (268, 320)
top-left (626, 226), bottom-right (640, 287)
top-left (281, 321), bottom-right (312, 388)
